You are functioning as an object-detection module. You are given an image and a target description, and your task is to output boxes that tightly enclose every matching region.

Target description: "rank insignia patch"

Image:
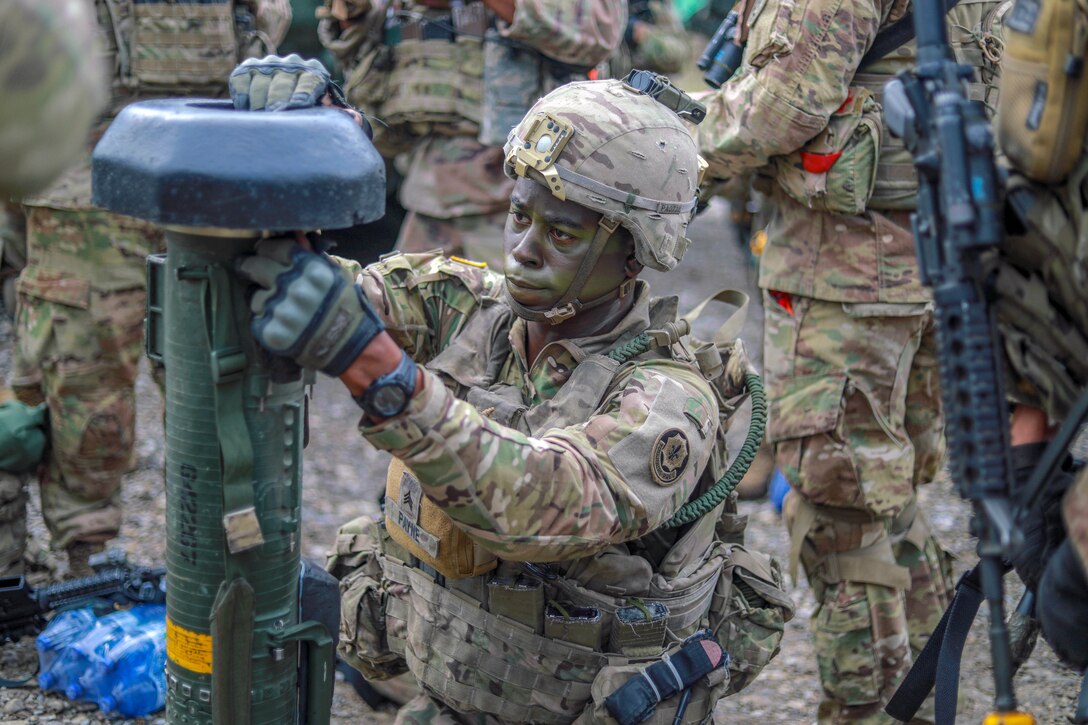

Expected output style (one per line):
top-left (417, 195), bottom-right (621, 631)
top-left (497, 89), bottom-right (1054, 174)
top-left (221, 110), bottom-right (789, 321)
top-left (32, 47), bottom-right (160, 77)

top-left (651, 428), bottom-right (690, 485)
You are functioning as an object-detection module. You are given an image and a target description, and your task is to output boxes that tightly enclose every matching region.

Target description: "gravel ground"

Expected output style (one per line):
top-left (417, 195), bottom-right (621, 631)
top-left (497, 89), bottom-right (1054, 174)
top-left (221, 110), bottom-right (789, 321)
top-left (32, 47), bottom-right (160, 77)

top-left (0, 199), bottom-right (1082, 724)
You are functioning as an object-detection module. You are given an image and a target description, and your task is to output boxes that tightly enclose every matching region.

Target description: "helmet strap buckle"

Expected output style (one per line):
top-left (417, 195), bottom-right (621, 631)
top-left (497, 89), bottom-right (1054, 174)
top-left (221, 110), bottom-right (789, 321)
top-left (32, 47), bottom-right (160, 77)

top-left (543, 303), bottom-right (579, 324)
top-left (618, 278), bottom-right (636, 299)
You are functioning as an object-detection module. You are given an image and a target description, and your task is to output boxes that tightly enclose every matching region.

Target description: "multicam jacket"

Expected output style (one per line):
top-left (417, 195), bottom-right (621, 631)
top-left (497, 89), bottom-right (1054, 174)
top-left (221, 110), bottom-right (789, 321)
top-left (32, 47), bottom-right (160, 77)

top-left (345, 252), bottom-right (718, 559)
top-left (697, 0), bottom-right (1006, 303)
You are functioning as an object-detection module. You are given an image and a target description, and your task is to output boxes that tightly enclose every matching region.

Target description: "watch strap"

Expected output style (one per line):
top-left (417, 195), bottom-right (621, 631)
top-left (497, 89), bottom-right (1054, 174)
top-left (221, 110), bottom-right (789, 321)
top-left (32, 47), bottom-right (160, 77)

top-left (355, 349), bottom-right (418, 418)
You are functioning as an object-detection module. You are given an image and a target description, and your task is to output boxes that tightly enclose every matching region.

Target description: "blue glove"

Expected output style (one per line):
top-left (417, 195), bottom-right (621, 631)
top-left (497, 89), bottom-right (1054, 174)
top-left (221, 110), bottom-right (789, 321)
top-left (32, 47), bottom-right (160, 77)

top-left (237, 238), bottom-right (384, 375)
top-left (229, 54), bottom-right (332, 111)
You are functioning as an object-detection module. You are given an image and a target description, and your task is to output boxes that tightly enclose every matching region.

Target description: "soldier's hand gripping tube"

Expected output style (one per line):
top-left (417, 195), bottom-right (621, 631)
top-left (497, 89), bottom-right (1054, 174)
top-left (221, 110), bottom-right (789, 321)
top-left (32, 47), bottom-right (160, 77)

top-left (604, 631), bottom-right (728, 725)
top-left (238, 237), bottom-right (386, 376)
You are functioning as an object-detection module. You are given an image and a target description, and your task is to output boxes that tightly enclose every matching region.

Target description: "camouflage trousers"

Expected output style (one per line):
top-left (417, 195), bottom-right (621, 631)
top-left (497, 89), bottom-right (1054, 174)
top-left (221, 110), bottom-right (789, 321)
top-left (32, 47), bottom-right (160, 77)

top-left (395, 209), bottom-right (508, 270)
top-left (764, 293), bottom-right (951, 724)
top-left (11, 206), bottom-right (163, 551)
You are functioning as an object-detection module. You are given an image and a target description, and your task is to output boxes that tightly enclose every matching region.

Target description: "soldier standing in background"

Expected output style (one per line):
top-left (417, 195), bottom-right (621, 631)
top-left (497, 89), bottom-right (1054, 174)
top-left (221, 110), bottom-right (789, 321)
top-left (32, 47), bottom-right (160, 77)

top-left (317, 0), bottom-right (626, 267)
top-left (7, 0), bottom-right (291, 577)
top-left (0, 0), bottom-right (109, 578)
top-left (693, 0), bottom-right (1006, 719)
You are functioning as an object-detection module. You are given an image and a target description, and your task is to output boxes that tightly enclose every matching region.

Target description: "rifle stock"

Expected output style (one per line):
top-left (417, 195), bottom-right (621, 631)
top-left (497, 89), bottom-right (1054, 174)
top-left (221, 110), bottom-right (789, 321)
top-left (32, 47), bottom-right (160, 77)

top-left (0, 551), bottom-right (165, 643)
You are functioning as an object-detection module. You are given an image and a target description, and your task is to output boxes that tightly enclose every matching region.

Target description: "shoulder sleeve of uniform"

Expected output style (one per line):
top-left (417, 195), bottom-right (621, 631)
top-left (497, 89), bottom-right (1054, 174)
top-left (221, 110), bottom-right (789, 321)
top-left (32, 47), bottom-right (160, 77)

top-left (698, 0), bottom-right (881, 177)
top-left (503, 0), bottom-right (627, 67)
top-left (354, 251), bottom-right (505, 362)
top-left (590, 361), bottom-right (718, 528)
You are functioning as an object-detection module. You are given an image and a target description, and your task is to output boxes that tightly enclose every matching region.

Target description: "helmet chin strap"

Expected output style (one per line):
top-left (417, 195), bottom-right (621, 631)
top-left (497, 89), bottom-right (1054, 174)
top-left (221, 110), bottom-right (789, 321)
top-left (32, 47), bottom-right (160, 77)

top-left (504, 216), bottom-right (630, 325)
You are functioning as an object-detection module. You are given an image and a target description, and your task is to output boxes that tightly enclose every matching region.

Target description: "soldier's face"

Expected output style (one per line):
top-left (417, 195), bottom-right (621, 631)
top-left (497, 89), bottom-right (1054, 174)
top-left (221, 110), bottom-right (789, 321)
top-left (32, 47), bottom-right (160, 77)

top-left (503, 178), bottom-right (630, 310)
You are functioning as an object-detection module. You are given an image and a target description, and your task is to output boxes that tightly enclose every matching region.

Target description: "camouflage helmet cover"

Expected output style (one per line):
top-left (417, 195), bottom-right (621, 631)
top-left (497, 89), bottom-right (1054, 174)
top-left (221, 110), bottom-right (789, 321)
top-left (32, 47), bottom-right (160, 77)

top-left (503, 79), bottom-right (704, 272)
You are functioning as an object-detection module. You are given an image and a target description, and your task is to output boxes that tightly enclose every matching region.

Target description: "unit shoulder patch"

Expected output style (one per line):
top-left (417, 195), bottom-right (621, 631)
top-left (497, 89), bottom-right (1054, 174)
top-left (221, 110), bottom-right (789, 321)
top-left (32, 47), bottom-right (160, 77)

top-left (650, 428), bottom-right (690, 485)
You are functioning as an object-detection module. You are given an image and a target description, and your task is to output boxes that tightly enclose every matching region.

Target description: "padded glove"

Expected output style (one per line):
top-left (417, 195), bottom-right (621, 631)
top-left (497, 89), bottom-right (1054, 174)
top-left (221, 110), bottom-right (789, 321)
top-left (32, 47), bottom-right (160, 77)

top-left (229, 54), bottom-right (331, 111)
top-left (1008, 442), bottom-right (1077, 591)
top-left (237, 238), bottom-right (384, 375)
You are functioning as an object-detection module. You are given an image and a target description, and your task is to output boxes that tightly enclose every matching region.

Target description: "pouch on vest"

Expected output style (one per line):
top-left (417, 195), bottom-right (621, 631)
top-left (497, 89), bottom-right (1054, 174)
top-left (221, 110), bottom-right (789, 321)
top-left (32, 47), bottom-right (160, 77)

top-left (383, 457), bottom-right (497, 579)
top-left (544, 602), bottom-right (603, 650)
top-left (369, 35), bottom-right (480, 133)
top-left (487, 575), bottom-right (545, 633)
top-left (772, 88), bottom-right (883, 215)
top-left (332, 516), bottom-right (410, 681)
top-left (998, 0), bottom-right (1088, 182)
top-left (708, 545), bottom-right (794, 695)
top-left (127, 0), bottom-right (240, 90)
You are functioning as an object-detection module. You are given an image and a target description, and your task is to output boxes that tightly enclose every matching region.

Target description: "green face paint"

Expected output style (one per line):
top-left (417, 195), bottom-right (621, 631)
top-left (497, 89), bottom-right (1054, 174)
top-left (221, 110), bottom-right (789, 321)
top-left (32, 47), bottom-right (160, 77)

top-left (502, 178), bottom-right (630, 311)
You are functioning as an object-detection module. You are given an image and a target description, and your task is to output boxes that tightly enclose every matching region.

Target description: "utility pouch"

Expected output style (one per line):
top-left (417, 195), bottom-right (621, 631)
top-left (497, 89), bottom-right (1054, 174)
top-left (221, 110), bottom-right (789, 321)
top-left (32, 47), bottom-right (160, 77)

top-left (772, 88), bottom-right (883, 214)
top-left (383, 458), bottom-right (497, 579)
top-left (609, 601), bottom-right (670, 656)
top-left (708, 545), bottom-right (794, 695)
top-left (997, 0), bottom-right (1088, 182)
top-left (479, 28), bottom-right (543, 146)
top-left (487, 576), bottom-right (545, 634)
top-left (544, 602), bottom-right (603, 649)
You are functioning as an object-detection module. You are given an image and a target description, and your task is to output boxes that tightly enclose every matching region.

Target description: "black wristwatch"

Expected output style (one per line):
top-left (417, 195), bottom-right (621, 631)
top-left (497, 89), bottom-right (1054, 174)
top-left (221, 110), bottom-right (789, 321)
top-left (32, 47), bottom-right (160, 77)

top-left (355, 350), bottom-right (418, 419)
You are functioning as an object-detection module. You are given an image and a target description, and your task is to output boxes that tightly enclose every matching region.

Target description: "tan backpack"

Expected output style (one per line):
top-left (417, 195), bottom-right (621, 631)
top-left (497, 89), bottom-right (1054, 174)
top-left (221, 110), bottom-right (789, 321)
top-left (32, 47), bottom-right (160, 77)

top-left (997, 0), bottom-right (1088, 182)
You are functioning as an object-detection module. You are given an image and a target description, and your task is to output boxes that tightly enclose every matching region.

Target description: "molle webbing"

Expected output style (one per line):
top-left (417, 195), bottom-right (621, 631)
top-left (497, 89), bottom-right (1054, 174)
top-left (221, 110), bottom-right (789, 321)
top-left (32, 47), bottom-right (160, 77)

top-left (129, 2), bottom-right (239, 89)
top-left (374, 36), bottom-right (485, 131)
top-left (379, 556), bottom-right (724, 723)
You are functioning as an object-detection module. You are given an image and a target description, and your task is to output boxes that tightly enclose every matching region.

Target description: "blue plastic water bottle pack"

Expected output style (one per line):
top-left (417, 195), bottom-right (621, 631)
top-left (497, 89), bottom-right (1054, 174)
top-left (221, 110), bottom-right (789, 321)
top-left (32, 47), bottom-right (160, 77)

top-left (36, 603), bottom-right (167, 717)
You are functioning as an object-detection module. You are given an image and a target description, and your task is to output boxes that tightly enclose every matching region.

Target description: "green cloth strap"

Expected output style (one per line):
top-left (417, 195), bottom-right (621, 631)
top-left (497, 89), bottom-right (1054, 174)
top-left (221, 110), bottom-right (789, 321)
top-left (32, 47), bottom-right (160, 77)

top-left (202, 266), bottom-right (264, 555)
top-left (679, 288), bottom-right (750, 347)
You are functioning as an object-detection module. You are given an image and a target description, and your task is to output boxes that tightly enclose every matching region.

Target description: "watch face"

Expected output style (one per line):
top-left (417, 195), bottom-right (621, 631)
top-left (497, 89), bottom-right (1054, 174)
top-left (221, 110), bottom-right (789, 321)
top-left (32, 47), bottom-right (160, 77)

top-left (370, 383), bottom-right (408, 417)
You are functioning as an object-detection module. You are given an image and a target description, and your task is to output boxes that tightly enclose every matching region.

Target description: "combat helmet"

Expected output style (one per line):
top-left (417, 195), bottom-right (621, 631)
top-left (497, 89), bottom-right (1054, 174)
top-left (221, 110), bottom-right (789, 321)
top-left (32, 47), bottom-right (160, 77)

top-left (503, 72), bottom-right (707, 324)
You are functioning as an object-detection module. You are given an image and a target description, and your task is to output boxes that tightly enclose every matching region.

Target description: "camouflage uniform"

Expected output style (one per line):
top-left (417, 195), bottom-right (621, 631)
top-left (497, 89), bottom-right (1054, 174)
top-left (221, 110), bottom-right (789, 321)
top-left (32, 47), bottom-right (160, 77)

top-left (696, 0), bottom-right (1007, 718)
top-left (10, 0), bottom-right (290, 564)
top-left (318, 0), bottom-right (626, 267)
top-left (330, 254), bottom-right (790, 724)
top-left (312, 79), bottom-right (793, 724)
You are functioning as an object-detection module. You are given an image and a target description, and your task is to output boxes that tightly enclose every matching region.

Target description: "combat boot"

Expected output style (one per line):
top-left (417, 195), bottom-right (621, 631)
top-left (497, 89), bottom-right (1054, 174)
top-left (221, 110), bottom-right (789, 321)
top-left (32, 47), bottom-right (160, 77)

top-left (65, 541), bottom-right (105, 579)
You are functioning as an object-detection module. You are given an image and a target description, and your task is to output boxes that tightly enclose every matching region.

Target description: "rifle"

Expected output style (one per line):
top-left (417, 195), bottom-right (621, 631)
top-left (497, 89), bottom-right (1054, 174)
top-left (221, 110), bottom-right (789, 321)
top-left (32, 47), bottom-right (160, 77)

top-left (0, 549), bottom-right (165, 643)
top-left (880, 0), bottom-right (1033, 721)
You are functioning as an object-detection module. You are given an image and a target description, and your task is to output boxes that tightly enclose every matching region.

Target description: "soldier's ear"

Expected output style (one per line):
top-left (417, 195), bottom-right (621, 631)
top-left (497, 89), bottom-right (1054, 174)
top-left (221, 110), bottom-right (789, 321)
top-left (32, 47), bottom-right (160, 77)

top-left (624, 253), bottom-right (643, 279)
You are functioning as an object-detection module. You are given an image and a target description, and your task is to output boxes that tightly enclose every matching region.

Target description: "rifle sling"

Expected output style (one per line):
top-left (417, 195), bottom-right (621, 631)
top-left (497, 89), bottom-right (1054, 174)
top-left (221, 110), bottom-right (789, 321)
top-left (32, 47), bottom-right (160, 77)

top-left (858, 0), bottom-right (964, 71)
top-left (884, 566), bottom-right (984, 723)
